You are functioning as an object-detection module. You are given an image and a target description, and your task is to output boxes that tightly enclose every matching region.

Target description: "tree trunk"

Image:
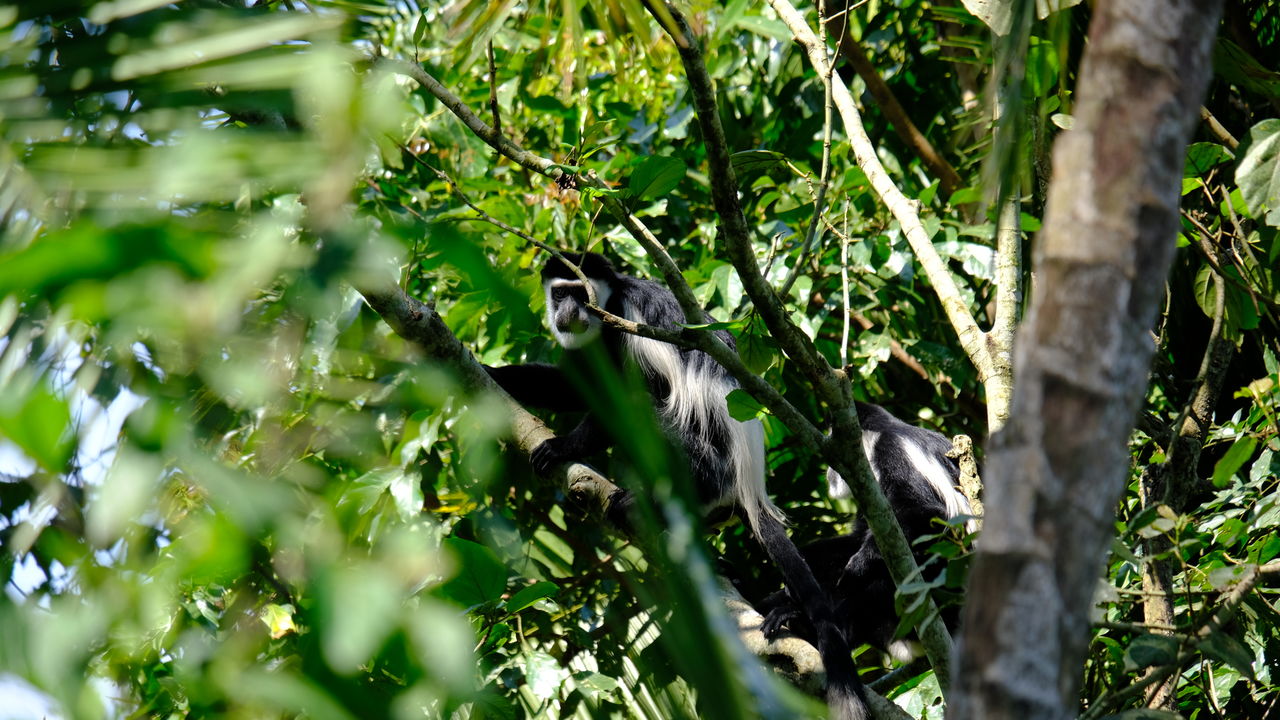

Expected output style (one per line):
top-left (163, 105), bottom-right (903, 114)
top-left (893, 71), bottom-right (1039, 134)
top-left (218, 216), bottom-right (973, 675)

top-left (947, 1), bottom-right (1223, 719)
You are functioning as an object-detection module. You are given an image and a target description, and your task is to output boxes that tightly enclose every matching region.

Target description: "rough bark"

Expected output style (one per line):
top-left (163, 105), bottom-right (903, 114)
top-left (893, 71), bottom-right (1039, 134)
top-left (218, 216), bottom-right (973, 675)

top-left (947, 1), bottom-right (1223, 719)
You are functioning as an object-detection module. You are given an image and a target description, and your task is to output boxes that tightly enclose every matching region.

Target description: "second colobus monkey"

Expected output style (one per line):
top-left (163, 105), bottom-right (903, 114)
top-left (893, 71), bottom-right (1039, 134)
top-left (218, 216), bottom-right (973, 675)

top-left (757, 402), bottom-right (974, 660)
top-left (487, 252), bottom-right (867, 720)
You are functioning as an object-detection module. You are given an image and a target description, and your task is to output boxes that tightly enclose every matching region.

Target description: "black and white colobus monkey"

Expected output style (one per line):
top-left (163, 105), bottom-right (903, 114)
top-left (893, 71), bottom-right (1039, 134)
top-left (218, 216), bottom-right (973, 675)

top-left (487, 252), bottom-right (868, 720)
top-left (758, 402), bottom-right (975, 660)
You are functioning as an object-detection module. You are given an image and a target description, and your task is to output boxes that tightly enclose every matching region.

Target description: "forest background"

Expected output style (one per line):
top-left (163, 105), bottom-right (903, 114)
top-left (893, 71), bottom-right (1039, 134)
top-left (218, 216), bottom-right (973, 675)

top-left (0, 1), bottom-right (1278, 719)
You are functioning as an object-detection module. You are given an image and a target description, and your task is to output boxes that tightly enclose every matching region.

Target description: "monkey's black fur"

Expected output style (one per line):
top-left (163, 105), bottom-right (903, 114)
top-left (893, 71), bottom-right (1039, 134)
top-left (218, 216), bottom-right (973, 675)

top-left (487, 252), bottom-right (868, 719)
top-left (757, 402), bottom-right (972, 658)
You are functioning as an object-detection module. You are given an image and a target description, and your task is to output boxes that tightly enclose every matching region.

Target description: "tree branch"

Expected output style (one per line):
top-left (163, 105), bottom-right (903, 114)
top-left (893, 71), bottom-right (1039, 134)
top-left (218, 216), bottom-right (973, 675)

top-left (950, 1), bottom-right (1223, 716)
top-left (355, 279), bottom-right (620, 518)
top-left (986, 194), bottom-right (1021, 429)
top-left (1082, 560), bottom-right (1276, 719)
top-left (767, 0), bottom-right (995, 404)
top-left (644, 0), bottom-right (955, 687)
top-left (823, 13), bottom-right (964, 199)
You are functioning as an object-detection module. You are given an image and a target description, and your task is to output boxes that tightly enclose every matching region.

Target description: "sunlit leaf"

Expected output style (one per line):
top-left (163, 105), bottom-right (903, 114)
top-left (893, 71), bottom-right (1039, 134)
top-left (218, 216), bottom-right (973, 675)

top-left (1237, 119), bottom-right (1280, 223)
top-left (260, 603), bottom-right (298, 639)
top-left (0, 381), bottom-right (70, 472)
top-left (439, 538), bottom-right (508, 609)
top-left (318, 565), bottom-right (400, 672)
top-left (1212, 436), bottom-right (1259, 488)
top-left (628, 156), bottom-right (686, 200)
top-left (505, 581), bottom-right (558, 614)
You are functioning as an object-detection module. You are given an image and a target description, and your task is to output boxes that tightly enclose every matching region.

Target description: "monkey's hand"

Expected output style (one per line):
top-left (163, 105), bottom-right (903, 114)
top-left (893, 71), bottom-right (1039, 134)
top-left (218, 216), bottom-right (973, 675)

top-left (759, 591), bottom-right (815, 642)
top-left (530, 436), bottom-right (582, 475)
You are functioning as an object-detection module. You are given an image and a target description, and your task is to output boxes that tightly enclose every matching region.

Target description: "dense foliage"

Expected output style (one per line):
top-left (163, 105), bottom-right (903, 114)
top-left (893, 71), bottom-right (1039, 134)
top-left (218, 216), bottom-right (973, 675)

top-left (0, 1), bottom-right (1277, 719)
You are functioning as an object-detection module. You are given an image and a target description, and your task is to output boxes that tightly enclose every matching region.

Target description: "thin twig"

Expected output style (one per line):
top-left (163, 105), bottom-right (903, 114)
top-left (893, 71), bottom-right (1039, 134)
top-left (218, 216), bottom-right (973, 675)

top-left (778, 0), bottom-right (836, 300)
top-left (486, 42), bottom-right (502, 139)
top-left (1199, 106), bottom-right (1238, 149)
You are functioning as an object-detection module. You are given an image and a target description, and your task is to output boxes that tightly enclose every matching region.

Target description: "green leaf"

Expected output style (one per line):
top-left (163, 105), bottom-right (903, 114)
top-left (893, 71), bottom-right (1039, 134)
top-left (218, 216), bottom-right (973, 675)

top-left (525, 95), bottom-right (571, 114)
top-left (524, 650), bottom-right (569, 699)
top-left (1250, 448), bottom-right (1278, 484)
top-left (730, 149), bottom-right (787, 177)
top-left (1215, 40), bottom-right (1280, 102)
top-left (440, 537), bottom-right (508, 609)
top-left (0, 381), bottom-right (71, 472)
top-left (730, 15), bottom-right (792, 42)
top-left (87, 446), bottom-right (160, 545)
top-left (739, 330), bottom-right (777, 374)
top-left (319, 565), bottom-right (400, 672)
top-left (1123, 634), bottom-right (1179, 671)
top-left (1192, 262), bottom-right (1218, 320)
top-left (950, 186), bottom-right (982, 205)
top-left (0, 223), bottom-right (216, 301)
top-left (505, 581), bottom-right (558, 613)
top-left (1212, 436), bottom-right (1259, 487)
top-left (726, 388), bottom-right (767, 422)
top-left (1185, 142), bottom-right (1233, 176)
top-left (572, 670), bottom-right (620, 699)
top-left (1196, 632), bottom-right (1257, 680)
top-left (628, 156), bottom-right (686, 200)
top-left (918, 180), bottom-right (939, 207)
top-left (260, 603), bottom-right (297, 639)
top-left (412, 14), bottom-right (426, 46)
top-left (1236, 119), bottom-right (1280, 221)
top-left (677, 319), bottom-right (747, 332)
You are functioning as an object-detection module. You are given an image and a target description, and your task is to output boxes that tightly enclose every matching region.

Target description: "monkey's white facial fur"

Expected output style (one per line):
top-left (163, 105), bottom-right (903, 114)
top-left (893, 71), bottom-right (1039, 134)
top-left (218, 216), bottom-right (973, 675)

top-left (545, 278), bottom-right (613, 349)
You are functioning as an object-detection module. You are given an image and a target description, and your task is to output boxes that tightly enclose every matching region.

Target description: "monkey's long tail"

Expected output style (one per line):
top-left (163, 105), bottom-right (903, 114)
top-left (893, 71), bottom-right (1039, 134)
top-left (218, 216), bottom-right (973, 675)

top-left (754, 511), bottom-right (867, 720)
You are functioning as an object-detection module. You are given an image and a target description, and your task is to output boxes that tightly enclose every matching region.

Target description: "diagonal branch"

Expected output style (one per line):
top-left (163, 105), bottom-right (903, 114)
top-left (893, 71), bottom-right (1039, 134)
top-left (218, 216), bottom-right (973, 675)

top-left (644, 0), bottom-right (955, 687)
top-left (824, 16), bottom-right (964, 199)
top-left (766, 0), bottom-right (995, 399)
top-left (355, 279), bottom-right (621, 518)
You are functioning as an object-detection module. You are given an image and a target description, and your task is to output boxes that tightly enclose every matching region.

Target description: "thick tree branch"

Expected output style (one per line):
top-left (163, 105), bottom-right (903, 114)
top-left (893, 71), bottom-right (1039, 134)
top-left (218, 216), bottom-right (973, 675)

top-left (1138, 261), bottom-right (1234, 708)
top-left (949, 1), bottom-right (1223, 718)
top-left (986, 195), bottom-right (1020, 429)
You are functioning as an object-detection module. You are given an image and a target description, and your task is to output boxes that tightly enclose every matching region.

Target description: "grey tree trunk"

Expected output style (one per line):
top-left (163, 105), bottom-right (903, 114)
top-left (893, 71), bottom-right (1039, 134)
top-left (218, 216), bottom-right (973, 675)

top-left (947, 1), bottom-right (1223, 718)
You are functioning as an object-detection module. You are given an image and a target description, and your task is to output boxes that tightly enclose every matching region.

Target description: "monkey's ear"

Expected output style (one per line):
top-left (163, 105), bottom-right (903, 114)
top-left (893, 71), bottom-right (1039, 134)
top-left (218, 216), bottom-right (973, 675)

top-left (579, 252), bottom-right (619, 279)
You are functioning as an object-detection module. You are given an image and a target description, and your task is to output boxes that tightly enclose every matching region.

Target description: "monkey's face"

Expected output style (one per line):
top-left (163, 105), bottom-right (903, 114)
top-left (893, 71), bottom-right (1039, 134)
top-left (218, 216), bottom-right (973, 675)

top-left (545, 278), bottom-right (613, 349)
